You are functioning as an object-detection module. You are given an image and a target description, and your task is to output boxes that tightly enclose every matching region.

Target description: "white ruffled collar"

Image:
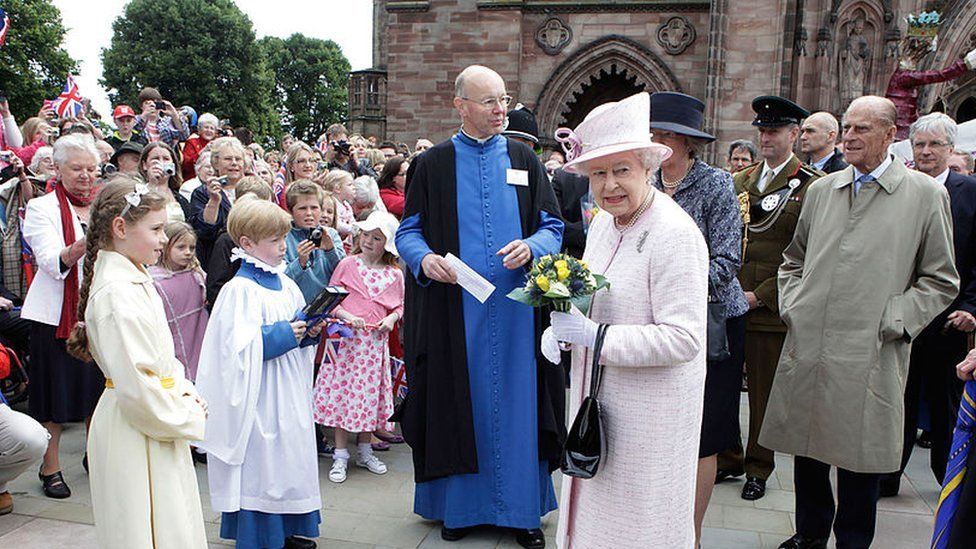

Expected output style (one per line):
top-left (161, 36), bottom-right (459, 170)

top-left (230, 247), bottom-right (287, 274)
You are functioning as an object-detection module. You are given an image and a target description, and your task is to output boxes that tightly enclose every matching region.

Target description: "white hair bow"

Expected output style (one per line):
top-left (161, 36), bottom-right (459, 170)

top-left (121, 183), bottom-right (150, 217)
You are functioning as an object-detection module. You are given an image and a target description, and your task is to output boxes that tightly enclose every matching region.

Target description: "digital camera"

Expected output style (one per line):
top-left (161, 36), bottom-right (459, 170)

top-left (161, 162), bottom-right (176, 176)
top-left (0, 151), bottom-right (13, 163)
top-left (216, 175), bottom-right (230, 186)
top-left (308, 226), bottom-right (324, 247)
top-left (332, 140), bottom-right (352, 157)
top-left (155, 101), bottom-right (167, 112)
top-left (100, 163), bottom-right (117, 177)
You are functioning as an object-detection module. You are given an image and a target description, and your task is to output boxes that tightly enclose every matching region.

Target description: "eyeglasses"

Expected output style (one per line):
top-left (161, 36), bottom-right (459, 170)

top-left (912, 140), bottom-right (950, 149)
top-left (460, 95), bottom-right (513, 109)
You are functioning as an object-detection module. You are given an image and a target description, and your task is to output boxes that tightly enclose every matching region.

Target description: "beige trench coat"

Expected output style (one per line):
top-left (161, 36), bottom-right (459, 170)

top-left (759, 160), bottom-right (959, 473)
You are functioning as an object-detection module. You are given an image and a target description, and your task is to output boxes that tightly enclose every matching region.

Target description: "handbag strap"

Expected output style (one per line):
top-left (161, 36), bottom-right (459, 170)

top-left (588, 324), bottom-right (610, 398)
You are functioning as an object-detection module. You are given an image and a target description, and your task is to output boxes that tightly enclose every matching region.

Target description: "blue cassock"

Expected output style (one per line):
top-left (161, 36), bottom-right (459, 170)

top-left (400, 131), bottom-right (563, 529)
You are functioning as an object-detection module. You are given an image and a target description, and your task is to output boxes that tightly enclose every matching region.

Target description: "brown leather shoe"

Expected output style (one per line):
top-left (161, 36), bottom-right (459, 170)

top-left (0, 491), bottom-right (13, 515)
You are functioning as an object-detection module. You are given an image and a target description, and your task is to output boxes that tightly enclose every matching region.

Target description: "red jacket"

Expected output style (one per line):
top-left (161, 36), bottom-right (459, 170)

top-left (379, 187), bottom-right (405, 219)
top-left (181, 136), bottom-right (211, 180)
top-left (885, 60), bottom-right (968, 140)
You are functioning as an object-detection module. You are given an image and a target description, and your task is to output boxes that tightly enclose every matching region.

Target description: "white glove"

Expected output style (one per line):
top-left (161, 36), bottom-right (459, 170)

top-left (550, 306), bottom-right (599, 349)
top-left (966, 48), bottom-right (976, 70)
top-left (541, 327), bottom-right (561, 364)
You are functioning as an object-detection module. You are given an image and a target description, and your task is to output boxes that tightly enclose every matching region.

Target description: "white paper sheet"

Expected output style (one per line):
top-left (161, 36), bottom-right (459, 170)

top-left (445, 253), bottom-right (495, 303)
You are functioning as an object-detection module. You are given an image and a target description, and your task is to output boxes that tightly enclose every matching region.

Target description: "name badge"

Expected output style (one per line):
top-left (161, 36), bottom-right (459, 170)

top-left (506, 168), bottom-right (529, 186)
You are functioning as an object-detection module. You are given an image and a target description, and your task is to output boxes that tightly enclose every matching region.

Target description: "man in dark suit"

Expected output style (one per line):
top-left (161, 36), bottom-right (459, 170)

top-left (799, 111), bottom-right (848, 174)
top-left (880, 112), bottom-right (976, 497)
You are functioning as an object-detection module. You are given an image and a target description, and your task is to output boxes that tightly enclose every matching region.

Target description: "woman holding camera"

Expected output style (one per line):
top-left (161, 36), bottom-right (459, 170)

top-left (139, 142), bottom-right (191, 222)
top-left (189, 137), bottom-right (245, 267)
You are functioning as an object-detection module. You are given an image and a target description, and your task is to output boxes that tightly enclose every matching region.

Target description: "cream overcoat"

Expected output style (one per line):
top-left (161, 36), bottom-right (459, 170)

top-left (759, 160), bottom-right (959, 473)
top-left (85, 251), bottom-right (208, 549)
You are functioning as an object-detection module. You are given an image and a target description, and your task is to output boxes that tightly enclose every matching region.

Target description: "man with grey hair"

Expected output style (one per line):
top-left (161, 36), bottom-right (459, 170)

top-left (761, 96), bottom-right (959, 549)
top-left (395, 64), bottom-right (564, 548)
top-left (726, 139), bottom-right (757, 173)
top-left (878, 112), bottom-right (976, 497)
top-left (799, 112), bottom-right (848, 174)
top-left (949, 149), bottom-right (974, 175)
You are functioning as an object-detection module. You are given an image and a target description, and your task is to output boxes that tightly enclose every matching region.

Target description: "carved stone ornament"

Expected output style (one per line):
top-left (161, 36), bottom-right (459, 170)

top-left (535, 17), bottom-right (573, 56)
top-left (656, 16), bottom-right (696, 55)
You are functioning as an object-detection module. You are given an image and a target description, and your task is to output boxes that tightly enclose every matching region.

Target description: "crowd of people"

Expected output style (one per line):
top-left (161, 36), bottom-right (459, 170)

top-left (0, 60), bottom-right (975, 549)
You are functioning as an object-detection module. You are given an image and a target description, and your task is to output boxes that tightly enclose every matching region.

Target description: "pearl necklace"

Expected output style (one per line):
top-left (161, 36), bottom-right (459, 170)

top-left (660, 161), bottom-right (694, 190)
top-left (615, 190), bottom-right (655, 231)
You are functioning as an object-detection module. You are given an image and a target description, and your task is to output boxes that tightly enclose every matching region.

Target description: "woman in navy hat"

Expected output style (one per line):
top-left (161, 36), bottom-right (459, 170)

top-left (650, 91), bottom-right (747, 543)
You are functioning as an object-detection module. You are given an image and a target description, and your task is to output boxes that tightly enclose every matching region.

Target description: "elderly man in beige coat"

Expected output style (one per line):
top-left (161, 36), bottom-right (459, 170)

top-left (760, 95), bottom-right (959, 549)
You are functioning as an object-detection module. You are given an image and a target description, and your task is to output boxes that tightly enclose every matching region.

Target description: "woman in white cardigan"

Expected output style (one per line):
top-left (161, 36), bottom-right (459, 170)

top-left (21, 134), bottom-right (105, 499)
top-left (548, 92), bottom-right (709, 548)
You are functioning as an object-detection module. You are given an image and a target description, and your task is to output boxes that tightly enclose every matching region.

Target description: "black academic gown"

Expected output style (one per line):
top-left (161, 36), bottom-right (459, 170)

top-left (394, 137), bottom-right (567, 483)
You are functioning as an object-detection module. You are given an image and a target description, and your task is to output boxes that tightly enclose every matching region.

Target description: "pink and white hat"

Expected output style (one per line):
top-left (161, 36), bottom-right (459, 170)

top-left (555, 92), bottom-right (673, 175)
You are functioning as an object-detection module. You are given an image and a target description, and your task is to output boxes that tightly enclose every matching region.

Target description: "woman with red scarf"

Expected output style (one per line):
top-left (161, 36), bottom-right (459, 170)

top-left (20, 134), bottom-right (105, 499)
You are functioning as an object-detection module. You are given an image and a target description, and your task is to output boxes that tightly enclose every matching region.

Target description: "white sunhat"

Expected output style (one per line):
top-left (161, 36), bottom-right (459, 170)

top-left (555, 91), bottom-right (673, 175)
top-left (355, 211), bottom-right (400, 257)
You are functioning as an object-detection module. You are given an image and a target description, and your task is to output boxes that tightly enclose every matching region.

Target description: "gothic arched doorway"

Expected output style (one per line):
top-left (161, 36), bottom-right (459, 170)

top-left (958, 97), bottom-right (976, 124)
top-left (561, 65), bottom-right (647, 130)
top-left (534, 35), bottom-right (681, 150)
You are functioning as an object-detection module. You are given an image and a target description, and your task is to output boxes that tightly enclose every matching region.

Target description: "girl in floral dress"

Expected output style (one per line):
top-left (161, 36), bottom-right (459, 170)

top-left (313, 211), bottom-right (404, 483)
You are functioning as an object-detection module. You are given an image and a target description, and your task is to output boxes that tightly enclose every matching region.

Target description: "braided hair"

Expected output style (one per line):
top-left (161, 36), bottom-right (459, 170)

top-left (66, 174), bottom-right (167, 362)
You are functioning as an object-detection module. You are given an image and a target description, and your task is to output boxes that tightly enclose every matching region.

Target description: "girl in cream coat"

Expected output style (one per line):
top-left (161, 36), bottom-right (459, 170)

top-left (66, 178), bottom-right (209, 549)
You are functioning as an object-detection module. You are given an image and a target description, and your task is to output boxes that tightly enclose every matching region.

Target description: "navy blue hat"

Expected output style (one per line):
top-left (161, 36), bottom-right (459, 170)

top-left (502, 104), bottom-right (539, 144)
top-left (751, 95), bottom-right (809, 127)
top-left (649, 92), bottom-right (716, 142)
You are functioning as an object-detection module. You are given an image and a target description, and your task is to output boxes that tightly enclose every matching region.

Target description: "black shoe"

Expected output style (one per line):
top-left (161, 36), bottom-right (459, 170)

top-left (317, 439), bottom-right (335, 457)
top-left (191, 448), bottom-right (208, 464)
top-left (284, 536), bottom-right (317, 549)
top-left (441, 526), bottom-right (472, 541)
top-left (879, 477), bottom-right (900, 498)
top-left (715, 469), bottom-right (744, 483)
top-left (515, 528), bottom-right (546, 549)
top-left (741, 477), bottom-right (767, 500)
top-left (39, 470), bottom-right (71, 499)
top-left (917, 431), bottom-right (933, 449)
top-left (778, 534), bottom-right (828, 549)
top-left (82, 453), bottom-right (88, 473)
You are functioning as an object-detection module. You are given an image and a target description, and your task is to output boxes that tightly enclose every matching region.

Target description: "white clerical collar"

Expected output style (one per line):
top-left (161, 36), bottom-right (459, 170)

top-left (459, 126), bottom-right (494, 144)
top-left (934, 168), bottom-right (950, 186)
top-left (852, 154), bottom-right (894, 182)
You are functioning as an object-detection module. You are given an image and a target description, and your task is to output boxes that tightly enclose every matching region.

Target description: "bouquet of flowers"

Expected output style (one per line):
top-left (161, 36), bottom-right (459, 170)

top-left (507, 253), bottom-right (609, 313)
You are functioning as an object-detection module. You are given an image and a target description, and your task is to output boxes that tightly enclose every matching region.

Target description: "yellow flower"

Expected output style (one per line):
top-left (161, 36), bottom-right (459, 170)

top-left (554, 259), bottom-right (568, 270)
top-left (557, 266), bottom-right (570, 280)
top-left (580, 260), bottom-right (589, 270)
top-left (536, 275), bottom-right (550, 292)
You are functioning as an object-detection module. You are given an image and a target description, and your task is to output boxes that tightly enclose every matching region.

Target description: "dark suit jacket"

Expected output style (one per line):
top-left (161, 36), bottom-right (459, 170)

top-left (820, 149), bottom-right (849, 174)
top-left (941, 170), bottom-right (976, 322)
top-left (550, 168), bottom-right (589, 258)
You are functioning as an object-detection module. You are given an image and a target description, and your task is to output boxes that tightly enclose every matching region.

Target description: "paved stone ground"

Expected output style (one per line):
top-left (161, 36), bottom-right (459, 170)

top-left (0, 396), bottom-right (940, 548)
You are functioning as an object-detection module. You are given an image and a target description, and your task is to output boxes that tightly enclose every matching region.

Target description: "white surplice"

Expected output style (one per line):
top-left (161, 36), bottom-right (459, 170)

top-left (195, 252), bottom-right (321, 514)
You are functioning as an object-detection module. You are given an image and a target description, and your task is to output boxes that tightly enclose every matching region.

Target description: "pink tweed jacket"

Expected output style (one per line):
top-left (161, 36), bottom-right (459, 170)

top-left (556, 189), bottom-right (709, 549)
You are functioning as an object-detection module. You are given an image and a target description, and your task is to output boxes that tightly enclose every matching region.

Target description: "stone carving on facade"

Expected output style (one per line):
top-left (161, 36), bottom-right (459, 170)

top-left (656, 16), bottom-right (696, 55)
top-left (796, 27), bottom-right (809, 57)
top-left (816, 26), bottom-right (832, 57)
top-left (535, 17), bottom-right (572, 56)
top-left (839, 11), bottom-right (872, 109)
top-left (885, 27), bottom-right (901, 59)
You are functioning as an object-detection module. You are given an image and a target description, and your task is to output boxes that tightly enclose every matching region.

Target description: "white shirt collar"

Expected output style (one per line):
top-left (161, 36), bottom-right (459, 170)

top-left (230, 248), bottom-right (287, 274)
top-left (852, 154), bottom-right (894, 182)
top-left (934, 168), bottom-right (950, 186)
top-left (761, 156), bottom-right (792, 181)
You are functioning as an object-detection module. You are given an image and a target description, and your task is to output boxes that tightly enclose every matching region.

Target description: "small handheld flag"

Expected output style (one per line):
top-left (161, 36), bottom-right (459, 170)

top-left (0, 8), bottom-right (10, 48)
top-left (52, 76), bottom-right (84, 118)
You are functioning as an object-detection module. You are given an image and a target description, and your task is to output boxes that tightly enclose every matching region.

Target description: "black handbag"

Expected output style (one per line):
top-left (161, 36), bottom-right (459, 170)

top-left (561, 323), bottom-right (610, 479)
top-left (707, 287), bottom-right (730, 362)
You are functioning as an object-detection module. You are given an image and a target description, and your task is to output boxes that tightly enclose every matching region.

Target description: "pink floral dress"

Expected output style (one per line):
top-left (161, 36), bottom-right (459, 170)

top-left (312, 257), bottom-right (401, 432)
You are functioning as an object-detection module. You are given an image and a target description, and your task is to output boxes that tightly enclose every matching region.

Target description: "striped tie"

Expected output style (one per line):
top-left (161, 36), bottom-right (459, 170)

top-left (932, 380), bottom-right (976, 548)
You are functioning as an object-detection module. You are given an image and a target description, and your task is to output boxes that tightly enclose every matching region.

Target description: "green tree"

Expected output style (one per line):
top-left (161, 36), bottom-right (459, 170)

top-left (258, 34), bottom-right (350, 144)
top-left (0, 0), bottom-right (78, 122)
top-left (100, 0), bottom-right (276, 137)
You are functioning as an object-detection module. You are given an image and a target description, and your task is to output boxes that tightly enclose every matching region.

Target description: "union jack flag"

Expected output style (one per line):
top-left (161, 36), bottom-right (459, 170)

top-left (19, 208), bottom-right (34, 288)
top-left (52, 76), bottom-right (84, 118)
top-left (0, 8), bottom-right (9, 48)
top-left (391, 357), bottom-right (408, 402)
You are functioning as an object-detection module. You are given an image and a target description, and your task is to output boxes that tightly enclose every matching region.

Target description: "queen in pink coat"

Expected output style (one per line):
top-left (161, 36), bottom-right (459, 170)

top-left (548, 92), bottom-right (709, 548)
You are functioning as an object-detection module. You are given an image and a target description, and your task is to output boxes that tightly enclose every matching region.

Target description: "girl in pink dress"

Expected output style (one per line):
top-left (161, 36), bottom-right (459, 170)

top-left (149, 222), bottom-right (208, 382)
top-left (313, 211), bottom-right (404, 484)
